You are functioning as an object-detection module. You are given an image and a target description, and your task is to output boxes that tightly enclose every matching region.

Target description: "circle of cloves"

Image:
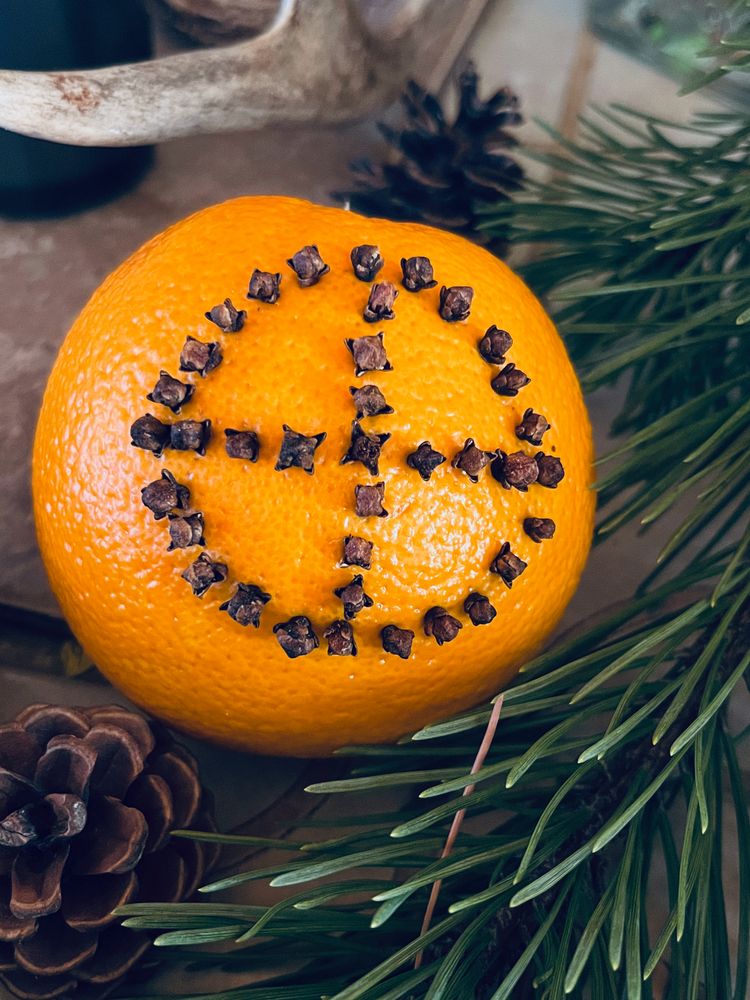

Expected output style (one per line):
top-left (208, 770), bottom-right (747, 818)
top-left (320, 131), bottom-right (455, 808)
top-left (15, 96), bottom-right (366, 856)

top-left (491, 363), bottom-right (530, 397)
top-left (464, 592), bottom-right (497, 626)
top-left (131, 413), bottom-right (170, 455)
top-left (170, 419), bottom-right (212, 456)
top-left (351, 245), bottom-right (383, 283)
top-left (381, 625), bottom-right (414, 659)
top-left (341, 536), bottom-right (373, 570)
top-left (354, 482), bottom-right (388, 518)
top-left (516, 408), bottom-right (550, 446)
top-left (205, 298), bottom-right (246, 332)
top-left (400, 256), bottom-right (437, 292)
top-left (363, 281), bottom-right (398, 323)
top-left (439, 285), bottom-right (473, 322)
top-left (247, 269), bottom-right (281, 303)
top-left (535, 453), bottom-right (565, 488)
top-left (182, 552), bottom-right (228, 597)
top-left (478, 326), bottom-right (513, 365)
top-left (423, 606), bottom-right (463, 645)
top-left (452, 438), bottom-right (495, 483)
top-left (349, 384), bottom-right (393, 418)
top-left (225, 428), bottom-right (260, 462)
top-left (179, 336), bottom-right (223, 378)
top-left (334, 574), bottom-right (374, 620)
top-left (275, 425), bottom-right (326, 475)
top-left (341, 421), bottom-right (391, 476)
top-left (287, 246), bottom-right (329, 287)
top-left (491, 451), bottom-right (539, 492)
top-left (490, 543), bottom-right (527, 588)
top-left (524, 517), bottom-right (556, 543)
top-left (168, 512), bottom-right (205, 550)
top-left (147, 371), bottom-right (195, 414)
top-left (141, 469), bottom-right (190, 520)
top-left (273, 616), bottom-right (319, 658)
top-left (407, 441), bottom-right (446, 482)
top-left (345, 332), bottom-right (392, 376)
top-left (324, 620), bottom-right (357, 656)
top-left (219, 583), bottom-right (271, 627)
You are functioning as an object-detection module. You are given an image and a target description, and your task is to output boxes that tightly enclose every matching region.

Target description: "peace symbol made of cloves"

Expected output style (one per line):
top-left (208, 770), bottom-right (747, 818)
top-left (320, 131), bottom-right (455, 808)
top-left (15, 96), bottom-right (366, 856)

top-left (132, 243), bottom-right (563, 660)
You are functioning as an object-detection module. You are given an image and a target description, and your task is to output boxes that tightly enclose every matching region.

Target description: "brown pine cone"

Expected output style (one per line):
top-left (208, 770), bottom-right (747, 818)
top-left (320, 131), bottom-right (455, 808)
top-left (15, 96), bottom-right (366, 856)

top-left (0, 704), bottom-right (217, 1000)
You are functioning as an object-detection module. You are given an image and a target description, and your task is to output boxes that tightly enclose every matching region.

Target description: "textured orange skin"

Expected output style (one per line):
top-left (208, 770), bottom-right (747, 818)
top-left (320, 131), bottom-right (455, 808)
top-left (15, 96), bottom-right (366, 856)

top-left (33, 197), bottom-right (594, 757)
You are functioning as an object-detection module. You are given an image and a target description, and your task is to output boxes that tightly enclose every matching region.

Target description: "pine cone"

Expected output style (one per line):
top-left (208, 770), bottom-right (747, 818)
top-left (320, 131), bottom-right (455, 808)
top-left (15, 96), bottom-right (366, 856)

top-left (0, 704), bottom-right (217, 1000)
top-left (336, 63), bottom-right (524, 256)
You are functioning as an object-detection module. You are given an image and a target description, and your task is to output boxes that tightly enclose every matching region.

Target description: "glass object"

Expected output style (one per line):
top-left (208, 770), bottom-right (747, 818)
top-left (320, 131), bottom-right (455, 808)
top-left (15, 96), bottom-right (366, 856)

top-left (588, 0), bottom-right (750, 105)
top-left (0, 0), bottom-right (154, 217)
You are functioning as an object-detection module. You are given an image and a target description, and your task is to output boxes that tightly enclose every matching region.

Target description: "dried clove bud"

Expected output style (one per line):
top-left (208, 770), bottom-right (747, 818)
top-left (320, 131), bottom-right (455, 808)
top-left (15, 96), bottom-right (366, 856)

top-left (515, 408), bottom-right (550, 446)
top-left (334, 574), bottom-right (374, 620)
top-left (490, 542), bottom-right (527, 588)
top-left (224, 428), bottom-right (260, 462)
top-left (147, 371), bottom-right (195, 414)
top-left (342, 535), bottom-right (373, 570)
top-left (168, 512), bottom-right (205, 550)
top-left (354, 482), bottom-right (388, 518)
top-left (349, 384), bottom-right (393, 418)
top-left (535, 452), bottom-right (565, 489)
top-left (452, 438), bottom-right (495, 483)
top-left (491, 451), bottom-right (539, 492)
top-left (524, 517), bottom-right (556, 543)
top-left (205, 298), bottom-right (246, 332)
top-left (464, 592), bottom-right (497, 626)
top-left (400, 256), bottom-right (437, 292)
top-left (341, 421), bottom-right (390, 476)
top-left (478, 326), bottom-right (513, 365)
top-left (170, 419), bottom-right (212, 455)
top-left (273, 616), bottom-right (319, 658)
top-left (324, 620), bottom-right (357, 656)
top-left (141, 469), bottom-right (190, 520)
top-left (439, 285), bottom-right (473, 322)
top-left (423, 606), bottom-right (463, 645)
top-left (179, 336), bottom-right (222, 378)
top-left (131, 413), bottom-right (170, 455)
top-left (247, 269), bottom-right (281, 303)
top-left (219, 583), bottom-right (271, 627)
top-left (275, 424), bottom-right (326, 475)
top-left (181, 552), bottom-right (227, 597)
top-left (345, 332), bottom-right (392, 375)
top-left (351, 245), bottom-right (383, 282)
top-left (381, 624), bottom-right (414, 659)
top-left (363, 281), bottom-right (398, 322)
top-left (287, 245), bottom-right (329, 287)
top-left (491, 363), bottom-right (530, 397)
top-left (407, 441), bottom-right (446, 481)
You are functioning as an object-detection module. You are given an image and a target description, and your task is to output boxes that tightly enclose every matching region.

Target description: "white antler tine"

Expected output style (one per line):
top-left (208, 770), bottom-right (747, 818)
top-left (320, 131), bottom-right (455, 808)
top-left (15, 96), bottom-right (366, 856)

top-left (0, 0), bottom-right (404, 147)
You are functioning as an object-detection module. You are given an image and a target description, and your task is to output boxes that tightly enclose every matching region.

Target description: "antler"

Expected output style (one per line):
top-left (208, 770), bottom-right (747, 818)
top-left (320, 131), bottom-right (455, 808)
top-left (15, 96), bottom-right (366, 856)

top-left (0, 0), bottom-right (435, 147)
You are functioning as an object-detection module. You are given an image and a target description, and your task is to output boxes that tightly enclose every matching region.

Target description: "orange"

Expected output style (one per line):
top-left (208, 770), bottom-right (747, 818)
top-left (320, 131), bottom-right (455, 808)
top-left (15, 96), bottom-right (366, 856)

top-left (33, 196), bottom-right (594, 757)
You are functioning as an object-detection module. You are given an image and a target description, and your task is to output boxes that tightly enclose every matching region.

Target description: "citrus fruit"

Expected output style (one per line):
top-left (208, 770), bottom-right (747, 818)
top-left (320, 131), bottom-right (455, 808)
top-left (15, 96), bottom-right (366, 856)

top-left (33, 196), bottom-right (594, 757)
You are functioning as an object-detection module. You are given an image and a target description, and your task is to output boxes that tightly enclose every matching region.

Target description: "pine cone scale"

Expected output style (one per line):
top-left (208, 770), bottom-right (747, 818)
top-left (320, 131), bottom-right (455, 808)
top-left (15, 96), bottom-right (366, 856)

top-left (33, 738), bottom-right (96, 799)
top-left (11, 843), bottom-right (69, 919)
top-left (123, 773), bottom-right (174, 853)
top-left (14, 916), bottom-right (97, 976)
top-left (0, 884), bottom-right (36, 942)
top-left (0, 730), bottom-right (37, 781)
top-left (61, 872), bottom-right (138, 931)
top-left (17, 708), bottom-right (89, 745)
top-left (75, 925), bottom-right (150, 985)
top-left (83, 726), bottom-right (147, 800)
top-left (70, 797), bottom-right (147, 876)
